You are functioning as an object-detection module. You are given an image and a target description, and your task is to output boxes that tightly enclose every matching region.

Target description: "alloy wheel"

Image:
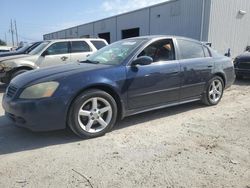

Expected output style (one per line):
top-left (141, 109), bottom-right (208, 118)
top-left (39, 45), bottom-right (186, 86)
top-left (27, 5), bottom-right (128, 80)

top-left (208, 79), bottom-right (223, 103)
top-left (77, 97), bottom-right (112, 133)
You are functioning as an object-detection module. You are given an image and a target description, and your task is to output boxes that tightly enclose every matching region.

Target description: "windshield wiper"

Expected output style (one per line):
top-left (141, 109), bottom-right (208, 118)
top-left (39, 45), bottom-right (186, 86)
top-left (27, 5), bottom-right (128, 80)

top-left (80, 59), bottom-right (100, 64)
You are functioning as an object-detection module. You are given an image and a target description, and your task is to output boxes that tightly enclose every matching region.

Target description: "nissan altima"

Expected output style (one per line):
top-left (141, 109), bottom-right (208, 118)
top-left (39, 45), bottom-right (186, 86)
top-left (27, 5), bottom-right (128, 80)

top-left (2, 36), bottom-right (235, 138)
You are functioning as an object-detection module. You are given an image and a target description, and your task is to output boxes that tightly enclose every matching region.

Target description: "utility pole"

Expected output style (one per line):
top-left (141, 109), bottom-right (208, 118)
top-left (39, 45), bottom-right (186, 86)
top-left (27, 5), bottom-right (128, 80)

top-left (10, 19), bottom-right (14, 47)
top-left (4, 33), bottom-right (7, 45)
top-left (14, 20), bottom-right (19, 46)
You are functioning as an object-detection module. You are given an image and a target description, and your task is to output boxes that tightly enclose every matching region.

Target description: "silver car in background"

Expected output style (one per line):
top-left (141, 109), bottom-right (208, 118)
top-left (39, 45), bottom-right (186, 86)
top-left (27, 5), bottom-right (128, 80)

top-left (0, 38), bottom-right (108, 83)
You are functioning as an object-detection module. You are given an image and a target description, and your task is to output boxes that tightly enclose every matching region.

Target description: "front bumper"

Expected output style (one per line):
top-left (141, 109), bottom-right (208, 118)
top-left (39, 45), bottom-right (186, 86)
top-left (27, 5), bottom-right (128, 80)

top-left (235, 68), bottom-right (250, 77)
top-left (2, 94), bottom-right (68, 131)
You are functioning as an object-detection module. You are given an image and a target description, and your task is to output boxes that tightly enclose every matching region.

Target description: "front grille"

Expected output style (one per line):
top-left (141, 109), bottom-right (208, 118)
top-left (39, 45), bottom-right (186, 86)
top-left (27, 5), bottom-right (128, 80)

top-left (238, 62), bottom-right (250, 69)
top-left (6, 85), bottom-right (18, 98)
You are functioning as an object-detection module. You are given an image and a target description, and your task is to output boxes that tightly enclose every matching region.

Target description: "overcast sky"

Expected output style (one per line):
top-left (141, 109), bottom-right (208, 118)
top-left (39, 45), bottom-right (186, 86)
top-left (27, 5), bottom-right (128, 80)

top-left (0, 0), bottom-right (167, 45)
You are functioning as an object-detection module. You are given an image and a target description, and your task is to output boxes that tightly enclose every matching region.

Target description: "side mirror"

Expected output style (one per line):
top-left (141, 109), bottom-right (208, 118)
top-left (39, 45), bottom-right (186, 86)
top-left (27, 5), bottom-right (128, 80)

top-left (41, 50), bottom-right (49, 57)
top-left (131, 56), bottom-right (153, 66)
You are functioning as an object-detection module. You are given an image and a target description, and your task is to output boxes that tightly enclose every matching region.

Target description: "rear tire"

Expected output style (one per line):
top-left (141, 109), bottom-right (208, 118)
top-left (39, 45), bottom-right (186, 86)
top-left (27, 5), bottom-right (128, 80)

top-left (68, 89), bottom-right (118, 138)
top-left (202, 76), bottom-right (224, 106)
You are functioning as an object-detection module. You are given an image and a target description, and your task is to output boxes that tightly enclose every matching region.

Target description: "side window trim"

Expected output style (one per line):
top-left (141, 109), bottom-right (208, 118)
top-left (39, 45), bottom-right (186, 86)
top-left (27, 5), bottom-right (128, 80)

top-left (67, 42), bottom-right (70, 54)
top-left (203, 45), bottom-right (212, 58)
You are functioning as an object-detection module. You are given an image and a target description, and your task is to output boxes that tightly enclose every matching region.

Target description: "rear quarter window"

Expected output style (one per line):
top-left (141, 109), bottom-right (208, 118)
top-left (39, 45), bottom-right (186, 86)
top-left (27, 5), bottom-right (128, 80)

top-left (91, 40), bottom-right (107, 50)
top-left (203, 46), bottom-right (211, 57)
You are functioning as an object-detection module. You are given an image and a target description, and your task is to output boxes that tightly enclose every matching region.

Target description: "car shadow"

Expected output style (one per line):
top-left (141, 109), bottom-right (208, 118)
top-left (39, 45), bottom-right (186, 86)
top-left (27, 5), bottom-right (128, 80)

top-left (115, 102), bottom-right (205, 130)
top-left (0, 101), bottom-right (205, 155)
top-left (0, 116), bottom-right (80, 155)
top-left (0, 83), bottom-right (7, 93)
top-left (234, 78), bottom-right (250, 86)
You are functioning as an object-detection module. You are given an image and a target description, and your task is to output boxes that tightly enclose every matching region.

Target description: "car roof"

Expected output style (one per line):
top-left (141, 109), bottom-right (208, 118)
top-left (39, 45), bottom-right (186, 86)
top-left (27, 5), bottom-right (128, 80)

top-left (44, 35), bottom-right (201, 44)
top-left (127, 35), bottom-right (202, 43)
top-left (46, 38), bottom-right (107, 42)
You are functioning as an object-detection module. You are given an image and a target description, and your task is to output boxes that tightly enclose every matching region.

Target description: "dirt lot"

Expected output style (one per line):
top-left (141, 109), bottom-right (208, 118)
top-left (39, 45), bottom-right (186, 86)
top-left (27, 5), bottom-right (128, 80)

top-left (0, 80), bottom-right (250, 188)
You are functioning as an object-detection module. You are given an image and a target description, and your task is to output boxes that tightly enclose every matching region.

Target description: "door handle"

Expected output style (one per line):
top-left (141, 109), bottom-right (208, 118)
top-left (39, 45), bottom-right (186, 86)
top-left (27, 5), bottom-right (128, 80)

top-left (207, 65), bottom-right (213, 68)
top-left (61, 56), bottom-right (68, 61)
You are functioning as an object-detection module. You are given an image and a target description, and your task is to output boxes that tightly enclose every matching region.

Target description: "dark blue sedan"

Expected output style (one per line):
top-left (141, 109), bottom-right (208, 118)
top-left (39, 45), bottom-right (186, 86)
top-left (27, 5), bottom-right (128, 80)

top-left (2, 36), bottom-right (235, 138)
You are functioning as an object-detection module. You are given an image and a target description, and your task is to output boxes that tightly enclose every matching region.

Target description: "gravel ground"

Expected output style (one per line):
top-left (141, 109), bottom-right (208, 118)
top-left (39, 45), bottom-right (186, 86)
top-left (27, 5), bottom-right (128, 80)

top-left (0, 80), bottom-right (250, 188)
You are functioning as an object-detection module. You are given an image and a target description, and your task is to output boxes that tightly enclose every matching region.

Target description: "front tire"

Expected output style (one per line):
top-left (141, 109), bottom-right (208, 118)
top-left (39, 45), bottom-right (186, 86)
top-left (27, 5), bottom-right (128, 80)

top-left (1, 69), bottom-right (30, 84)
top-left (68, 89), bottom-right (118, 138)
top-left (11, 69), bottom-right (29, 80)
top-left (0, 76), bottom-right (11, 84)
top-left (202, 76), bottom-right (224, 106)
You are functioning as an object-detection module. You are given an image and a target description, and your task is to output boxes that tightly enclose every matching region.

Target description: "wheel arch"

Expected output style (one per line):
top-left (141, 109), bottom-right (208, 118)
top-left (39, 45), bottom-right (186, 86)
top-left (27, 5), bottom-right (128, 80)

top-left (10, 66), bottom-right (33, 74)
top-left (213, 72), bottom-right (226, 87)
top-left (66, 84), bottom-right (125, 125)
top-left (3, 66), bottom-right (34, 83)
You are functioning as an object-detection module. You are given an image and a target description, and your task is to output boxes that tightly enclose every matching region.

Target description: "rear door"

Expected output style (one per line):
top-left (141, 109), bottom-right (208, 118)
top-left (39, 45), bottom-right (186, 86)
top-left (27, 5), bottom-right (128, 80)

top-left (176, 39), bottom-right (214, 101)
top-left (70, 41), bottom-right (92, 62)
top-left (38, 41), bottom-right (71, 68)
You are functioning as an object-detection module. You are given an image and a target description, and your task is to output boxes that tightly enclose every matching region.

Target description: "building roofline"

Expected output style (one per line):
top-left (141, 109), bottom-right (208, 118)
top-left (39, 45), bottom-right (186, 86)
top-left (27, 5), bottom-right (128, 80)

top-left (44, 0), bottom-right (177, 36)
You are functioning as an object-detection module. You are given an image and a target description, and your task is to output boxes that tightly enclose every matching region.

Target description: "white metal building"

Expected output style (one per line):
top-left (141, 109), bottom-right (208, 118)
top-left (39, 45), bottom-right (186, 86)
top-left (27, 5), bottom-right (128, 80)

top-left (43, 0), bottom-right (250, 57)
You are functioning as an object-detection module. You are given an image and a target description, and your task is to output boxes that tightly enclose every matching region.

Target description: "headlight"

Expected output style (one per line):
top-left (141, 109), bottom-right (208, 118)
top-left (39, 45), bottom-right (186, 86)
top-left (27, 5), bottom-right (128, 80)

top-left (19, 81), bottom-right (59, 99)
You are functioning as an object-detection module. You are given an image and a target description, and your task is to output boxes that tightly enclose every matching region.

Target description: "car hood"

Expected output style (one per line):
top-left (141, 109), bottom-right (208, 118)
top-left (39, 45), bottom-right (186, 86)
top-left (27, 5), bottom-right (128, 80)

top-left (0, 51), bottom-right (24, 58)
top-left (0, 54), bottom-right (31, 62)
top-left (11, 62), bottom-right (112, 88)
top-left (236, 52), bottom-right (250, 62)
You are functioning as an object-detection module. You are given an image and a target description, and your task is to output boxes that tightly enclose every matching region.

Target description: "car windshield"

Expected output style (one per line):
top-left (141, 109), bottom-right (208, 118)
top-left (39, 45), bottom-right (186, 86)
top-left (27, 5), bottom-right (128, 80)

top-left (29, 41), bottom-right (50, 55)
top-left (15, 43), bottom-right (33, 52)
top-left (86, 39), bottom-right (144, 65)
top-left (17, 45), bottom-right (29, 51)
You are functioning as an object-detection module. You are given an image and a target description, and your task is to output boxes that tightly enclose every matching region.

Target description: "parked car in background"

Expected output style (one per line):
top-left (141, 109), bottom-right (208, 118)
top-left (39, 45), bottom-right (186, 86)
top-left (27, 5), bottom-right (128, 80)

top-left (2, 36), bottom-right (235, 138)
top-left (0, 38), bottom-right (108, 83)
top-left (0, 42), bottom-right (42, 58)
top-left (0, 46), bottom-right (12, 53)
top-left (234, 52), bottom-right (250, 79)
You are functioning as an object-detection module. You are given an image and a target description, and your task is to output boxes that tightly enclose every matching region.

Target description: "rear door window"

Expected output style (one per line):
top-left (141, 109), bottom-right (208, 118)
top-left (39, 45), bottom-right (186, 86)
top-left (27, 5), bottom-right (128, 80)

top-left (177, 39), bottom-right (205, 59)
top-left (91, 40), bottom-right (107, 50)
top-left (71, 41), bottom-right (91, 53)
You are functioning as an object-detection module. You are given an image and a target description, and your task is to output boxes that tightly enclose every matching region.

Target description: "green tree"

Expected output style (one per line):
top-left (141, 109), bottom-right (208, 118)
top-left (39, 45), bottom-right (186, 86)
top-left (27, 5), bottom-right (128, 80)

top-left (0, 39), bottom-right (6, 46)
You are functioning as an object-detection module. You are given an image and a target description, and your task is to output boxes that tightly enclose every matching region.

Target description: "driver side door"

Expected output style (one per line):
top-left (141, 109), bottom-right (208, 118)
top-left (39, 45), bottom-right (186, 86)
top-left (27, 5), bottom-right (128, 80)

top-left (126, 39), bottom-right (181, 110)
top-left (37, 41), bottom-right (71, 68)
